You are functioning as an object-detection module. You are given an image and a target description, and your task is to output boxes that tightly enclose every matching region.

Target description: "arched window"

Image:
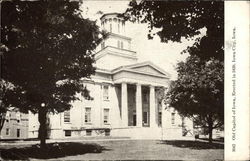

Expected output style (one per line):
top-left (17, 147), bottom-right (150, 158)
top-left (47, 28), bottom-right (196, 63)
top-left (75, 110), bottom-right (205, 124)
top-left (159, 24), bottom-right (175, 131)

top-left (109, 18), bottom-right (112, 32)
top-left (103, 85), bottom-right (109, 100)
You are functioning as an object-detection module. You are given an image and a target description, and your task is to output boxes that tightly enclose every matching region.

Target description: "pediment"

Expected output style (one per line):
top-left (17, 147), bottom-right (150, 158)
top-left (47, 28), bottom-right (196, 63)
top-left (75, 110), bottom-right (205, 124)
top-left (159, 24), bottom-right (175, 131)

top-left (131, 65), bottom-right (165, 76)
top-left (112, 61), bottom-right (170, 78)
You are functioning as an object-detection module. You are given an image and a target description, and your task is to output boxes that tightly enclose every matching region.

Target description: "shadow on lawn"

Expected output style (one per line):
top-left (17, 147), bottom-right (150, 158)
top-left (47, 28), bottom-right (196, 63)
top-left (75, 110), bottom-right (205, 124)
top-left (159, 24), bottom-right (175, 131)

top-left (0, 142), bottom-right (110, 160)
top-left (160, 140), bottom-right (224, 150)
top-left (199, 137), bottom-right (224, 143)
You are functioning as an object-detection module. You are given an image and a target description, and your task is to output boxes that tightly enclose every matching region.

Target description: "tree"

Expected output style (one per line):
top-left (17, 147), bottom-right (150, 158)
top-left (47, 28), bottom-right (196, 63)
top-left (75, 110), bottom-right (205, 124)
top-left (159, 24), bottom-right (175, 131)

top-left (125, 0), bottom-right (224, 61)
top-left (0, 80), bottom-right (10, 133)
top-left (0, 44), bottom-right (10, 133)
top-left (125, 1), bottom-right (224, 143)
top-left (167, 55), bottom-right (224, 143)
top-left (1, 0), bottom-right (100, 147)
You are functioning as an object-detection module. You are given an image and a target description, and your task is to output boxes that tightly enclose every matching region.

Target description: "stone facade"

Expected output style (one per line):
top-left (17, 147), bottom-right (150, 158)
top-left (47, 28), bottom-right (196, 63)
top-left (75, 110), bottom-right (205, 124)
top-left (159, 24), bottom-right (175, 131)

top-left (0, 110), bottom-right (29, 139)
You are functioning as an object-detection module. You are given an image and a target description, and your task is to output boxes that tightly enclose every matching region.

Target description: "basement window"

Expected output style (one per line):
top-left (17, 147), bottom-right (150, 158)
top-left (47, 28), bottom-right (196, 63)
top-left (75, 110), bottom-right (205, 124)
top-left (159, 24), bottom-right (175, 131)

top-left (6, 128), bottom-right (9, 135)
top-left (86, 129), bottom-right (92, 136)
top-left (105, 129), bottom-right (110, 136)
top-left (65, 130), bottom-right (71, 137)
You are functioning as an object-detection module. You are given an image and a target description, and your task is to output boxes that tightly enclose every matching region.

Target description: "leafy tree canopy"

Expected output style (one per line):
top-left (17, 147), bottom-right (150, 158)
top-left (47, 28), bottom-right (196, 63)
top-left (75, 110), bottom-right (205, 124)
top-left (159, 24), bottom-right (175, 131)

top-left (125, 0), bottom-right (224, 61)
top-left (0, 80), bottom-right (14, 131)
top-left (167, 55), bottom-right (224, 142)
top-left (168, 56), bottom-right (223, 120)
top-left (1, 0), bottom-right (100, 146)
top-left (1, 0), bottom-right (99, 113)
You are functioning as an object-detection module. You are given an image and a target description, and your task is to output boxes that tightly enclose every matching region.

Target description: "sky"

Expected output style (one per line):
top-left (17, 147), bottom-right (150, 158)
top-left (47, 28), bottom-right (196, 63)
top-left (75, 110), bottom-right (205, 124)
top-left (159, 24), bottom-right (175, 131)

top-left (81, 0), bottom-right (204, 80)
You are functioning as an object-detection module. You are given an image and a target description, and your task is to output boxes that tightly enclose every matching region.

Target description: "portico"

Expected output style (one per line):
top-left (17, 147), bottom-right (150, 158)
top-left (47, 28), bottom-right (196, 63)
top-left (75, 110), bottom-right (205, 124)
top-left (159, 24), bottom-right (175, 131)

top-left (119, 82), bottom-right (165, 128)
top-left (111, 61), bottom-right (170, 128)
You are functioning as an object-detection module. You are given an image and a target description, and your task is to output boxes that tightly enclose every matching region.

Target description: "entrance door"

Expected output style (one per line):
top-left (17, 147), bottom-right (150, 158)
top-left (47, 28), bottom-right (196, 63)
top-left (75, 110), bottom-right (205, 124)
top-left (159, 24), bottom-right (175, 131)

top-left (143, 111), bottom-right (149, 127)
top-left (133, 114), bottom-right (136, 126)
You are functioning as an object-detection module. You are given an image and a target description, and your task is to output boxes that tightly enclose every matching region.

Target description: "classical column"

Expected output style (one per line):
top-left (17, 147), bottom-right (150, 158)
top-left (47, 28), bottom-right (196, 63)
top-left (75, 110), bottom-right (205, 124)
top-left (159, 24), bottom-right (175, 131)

top-left (161, 87), bottom-right (168, 128)
top-left (150, 85), bottom-right (157, 127)
top-left (121, 82), bottom-right (128, 127)
top-left (136, 84), bottom-right (142, 127)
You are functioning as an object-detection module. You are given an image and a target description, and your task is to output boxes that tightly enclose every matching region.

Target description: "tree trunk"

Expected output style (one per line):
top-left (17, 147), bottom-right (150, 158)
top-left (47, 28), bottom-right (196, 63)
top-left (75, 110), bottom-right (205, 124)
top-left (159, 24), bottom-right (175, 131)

top-left (0, 113), bottom-right (6, 133)
top-left (208, 115), bottom-right (213, 143)
top-left (38, 109), bottom-right (47, 148)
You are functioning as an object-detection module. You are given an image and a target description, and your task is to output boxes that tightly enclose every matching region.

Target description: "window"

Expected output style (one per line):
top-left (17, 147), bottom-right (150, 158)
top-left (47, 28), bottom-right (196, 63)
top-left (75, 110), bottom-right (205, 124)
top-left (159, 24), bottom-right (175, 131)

top-left (85, 107), bottom-right (91, 123)
top-left (143, 112), bottom-right (148, 125)
top-left (17, 129), bottom-right (20, 137)
top-left (103, 85), bottom-right (109, 100)
top-left (65, 130), bottom-right (71, 137)
top-left (105, 129), bottom-right (110, 136)
top-left (6, 112), bottom-right (10, 122)
top-left (6, 128), bottom-right (9, 135)
top-left (103, 109), bottom-right (110, 124)
top-left (86, 129), bottom-right (92, 136)
top-left (182, 117), bottom-right (185, 126)
top-left (171, 112), bottom-right (175, 125)
top-left (16, 112), bottom-right (21, 123)
top-left (64, 110), bottom-right (70, 123)
top-left (158, 112), bottom-right (162, 126)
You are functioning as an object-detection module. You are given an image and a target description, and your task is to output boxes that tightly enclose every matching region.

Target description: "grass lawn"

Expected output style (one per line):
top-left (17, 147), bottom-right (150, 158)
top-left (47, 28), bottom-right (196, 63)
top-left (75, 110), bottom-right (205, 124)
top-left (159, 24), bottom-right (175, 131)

top-left (0, 140), bottom-right (224, 160)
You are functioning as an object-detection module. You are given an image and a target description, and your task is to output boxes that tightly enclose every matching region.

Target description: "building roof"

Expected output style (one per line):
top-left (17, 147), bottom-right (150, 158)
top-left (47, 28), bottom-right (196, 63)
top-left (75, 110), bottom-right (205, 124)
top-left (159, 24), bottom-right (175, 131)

top-left (100, 12), bottom-right (123, 20)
